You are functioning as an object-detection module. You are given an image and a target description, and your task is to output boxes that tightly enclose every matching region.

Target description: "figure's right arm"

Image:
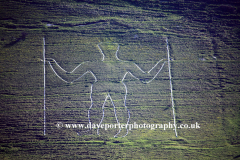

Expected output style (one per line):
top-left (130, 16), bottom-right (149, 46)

top-left (45, 58), bottom-right (96, 83)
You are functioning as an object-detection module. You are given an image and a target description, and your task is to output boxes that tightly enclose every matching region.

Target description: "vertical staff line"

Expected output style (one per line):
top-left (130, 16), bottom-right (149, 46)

top-left (43, 37), bottom-right (46, 136)
top-left (166, 38), bottom-right (177, 137)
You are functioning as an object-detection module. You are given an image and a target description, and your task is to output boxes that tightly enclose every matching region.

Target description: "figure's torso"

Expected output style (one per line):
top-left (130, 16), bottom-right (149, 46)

top-left (90, 61), bottom-right (128, 83)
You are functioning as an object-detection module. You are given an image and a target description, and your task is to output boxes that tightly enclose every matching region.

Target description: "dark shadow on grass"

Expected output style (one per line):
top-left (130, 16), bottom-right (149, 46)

top-left (3, 32), bottom-right (27, 48)
top-left (234, 155), bottom-right (240, 159)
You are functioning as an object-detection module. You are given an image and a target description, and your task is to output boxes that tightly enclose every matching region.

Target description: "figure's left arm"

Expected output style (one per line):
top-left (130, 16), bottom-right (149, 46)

top-left (123, 59), bottom-right (167, 83)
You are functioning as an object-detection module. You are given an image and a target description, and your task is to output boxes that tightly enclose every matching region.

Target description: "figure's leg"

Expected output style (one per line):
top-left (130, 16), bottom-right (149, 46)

top-left (76, 84), bottom-right (104, 135)
top-left (88, 84), bottom-right (108, 135)
top-left (109, 83), bottom-right (130, 137)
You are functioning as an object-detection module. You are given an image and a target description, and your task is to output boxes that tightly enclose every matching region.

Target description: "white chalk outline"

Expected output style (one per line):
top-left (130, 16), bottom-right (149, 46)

top-left (166, 38), bottom-right (177, 137)
top-left (43, 40), bottom-right (176, 137)
top-left (43, 37), bottom-right (46, 136)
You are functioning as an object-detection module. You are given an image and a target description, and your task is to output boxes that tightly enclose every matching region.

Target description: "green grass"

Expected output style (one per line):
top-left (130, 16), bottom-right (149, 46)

top-left (0, 0), bottom-right (240, 159)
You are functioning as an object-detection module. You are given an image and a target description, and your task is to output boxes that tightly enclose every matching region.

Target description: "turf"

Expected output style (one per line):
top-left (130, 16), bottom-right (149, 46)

top-left (0, 0), bottom-right (240, 159)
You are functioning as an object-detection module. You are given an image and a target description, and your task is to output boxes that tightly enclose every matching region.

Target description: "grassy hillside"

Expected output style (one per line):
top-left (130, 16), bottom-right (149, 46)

top-left (0, 0), bottom-right (239, 159)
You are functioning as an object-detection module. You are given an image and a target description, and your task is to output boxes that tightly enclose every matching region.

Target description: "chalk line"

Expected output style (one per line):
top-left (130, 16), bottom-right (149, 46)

top-left (96, 91), bottom-right (130, 138)
top-left (120, 82), bottom-right (130, 138)
top-left (148, 59), bottom-right (164, 73)
top-left (166, 38), bottom-right (177, 137)
top-left (145, 61), bottom-right (166, 84)
top-left (97, 95), bottom-right (108, 135)
top-left (44, 40), bottom-right (169, 137)
top-left (46, 60), bottom-right (97, 83)
top-left (43, 37), bottom-right (46, 135)
top-left (97, 42), bottom-right (104, 61)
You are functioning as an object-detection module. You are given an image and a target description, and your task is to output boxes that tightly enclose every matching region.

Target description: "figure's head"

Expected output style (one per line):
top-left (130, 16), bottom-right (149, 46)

top-left (98, 42), bottom-right (120, 61)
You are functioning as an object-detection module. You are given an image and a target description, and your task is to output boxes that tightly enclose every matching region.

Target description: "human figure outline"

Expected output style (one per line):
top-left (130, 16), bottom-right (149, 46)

top-left (43, 39), bottom-right (168, 137)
